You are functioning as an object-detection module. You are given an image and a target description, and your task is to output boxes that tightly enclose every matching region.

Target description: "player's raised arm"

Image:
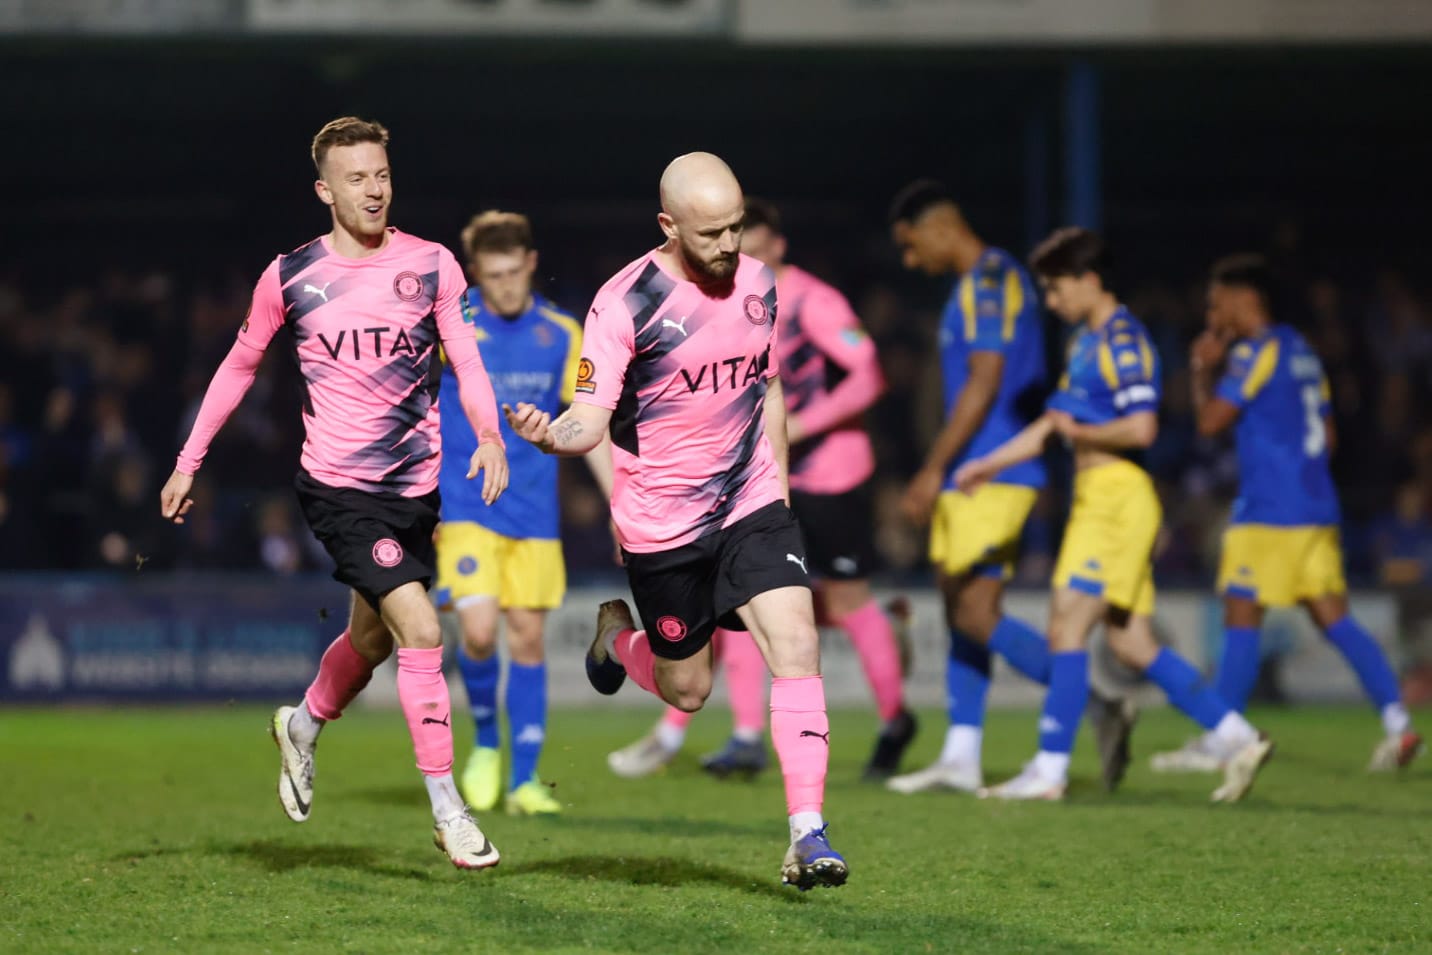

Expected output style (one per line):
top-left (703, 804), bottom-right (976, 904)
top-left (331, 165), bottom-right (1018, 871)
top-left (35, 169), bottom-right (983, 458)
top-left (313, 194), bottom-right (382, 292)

top-left (515, 288), bottom-right (629, 458)
top-left (506, 401), bottom-right (611, 456)
top-left (1190, 329), bottom-right (1243, 438)
top-left (161, 262), bottom-right (284, 523)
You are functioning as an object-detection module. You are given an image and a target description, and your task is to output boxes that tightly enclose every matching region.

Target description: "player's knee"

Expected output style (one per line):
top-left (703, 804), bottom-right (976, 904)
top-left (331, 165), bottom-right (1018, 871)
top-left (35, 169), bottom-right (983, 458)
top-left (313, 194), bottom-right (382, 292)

top-left (506, 629), bottom-right (545, 665)
top-left (1104, 626), bottom-right (1141, 664)
top-left (349, 622), bottom-right (395, 665)
top-left (1046, 617), bottom-right (1085, 652)
top-left (401, 619), bottom-right (443, 651)
top-left (462, 629), bottom-right (497, 661)
top-left (665, 669), bottom-right (713, 713)
top-left (766, 622), bottom-right (821, 676)
top-left (953, 600), bottom-right (998, 643)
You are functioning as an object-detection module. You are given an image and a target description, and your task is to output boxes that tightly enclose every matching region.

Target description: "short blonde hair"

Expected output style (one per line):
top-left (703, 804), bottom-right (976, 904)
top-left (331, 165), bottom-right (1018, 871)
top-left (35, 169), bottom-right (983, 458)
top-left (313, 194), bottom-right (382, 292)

top-left (311, 116), bottom-right (390, 173)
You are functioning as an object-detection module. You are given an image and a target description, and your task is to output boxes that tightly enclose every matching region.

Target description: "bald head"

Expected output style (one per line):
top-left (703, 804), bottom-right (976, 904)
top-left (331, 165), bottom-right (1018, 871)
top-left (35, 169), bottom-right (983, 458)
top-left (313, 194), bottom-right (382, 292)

top-left (660, 152), bottom-right (743, 221)
top-left (657, 152), bottom-right (745, 285)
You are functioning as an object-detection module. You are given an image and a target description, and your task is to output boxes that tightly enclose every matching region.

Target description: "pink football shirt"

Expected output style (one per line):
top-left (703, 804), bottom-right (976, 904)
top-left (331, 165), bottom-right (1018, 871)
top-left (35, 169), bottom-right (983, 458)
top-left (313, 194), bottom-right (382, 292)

top-left (776, 265), bottom-right (882, 495)
top-left (576, 250), bottom-right (784, 552)
top-left (177, 228), bottom-right (501, 497)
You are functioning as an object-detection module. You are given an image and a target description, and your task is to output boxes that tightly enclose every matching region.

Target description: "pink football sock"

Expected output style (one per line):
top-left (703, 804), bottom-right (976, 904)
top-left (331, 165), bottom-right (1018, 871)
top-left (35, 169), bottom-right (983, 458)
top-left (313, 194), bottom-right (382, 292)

top-left (837, 600), bottom-right (904, 722)
top-left (613, 629), bottom-right (661, 697)
top-left (770, 675), bottom-right (829, 815)
top-left (396, 646), bottom-right (454, 776)
top-left (661, 706), bottom-right (693, 730)
top-left (722, 629), bottom-right (769, 733)
top-left (303, 630), bottom-right (376, 722)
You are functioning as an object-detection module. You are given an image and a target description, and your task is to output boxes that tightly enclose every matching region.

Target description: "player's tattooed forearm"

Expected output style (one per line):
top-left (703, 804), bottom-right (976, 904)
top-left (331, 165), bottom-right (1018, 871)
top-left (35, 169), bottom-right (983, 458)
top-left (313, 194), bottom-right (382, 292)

top-left (550, 418), bottom-right (584, 450)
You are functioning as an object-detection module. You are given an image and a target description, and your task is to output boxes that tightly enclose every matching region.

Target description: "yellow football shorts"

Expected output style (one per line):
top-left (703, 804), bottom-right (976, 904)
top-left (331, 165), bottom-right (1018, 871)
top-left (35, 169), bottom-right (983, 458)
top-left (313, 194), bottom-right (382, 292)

top-left (436, 521), bottom-right (566, 610)
top-left (1217, 525), bottom-right (1346, 607)
top-left (929, 483), bottom-right (1039, 579)
top-left (1052, 459), bottom-right (1159, 615)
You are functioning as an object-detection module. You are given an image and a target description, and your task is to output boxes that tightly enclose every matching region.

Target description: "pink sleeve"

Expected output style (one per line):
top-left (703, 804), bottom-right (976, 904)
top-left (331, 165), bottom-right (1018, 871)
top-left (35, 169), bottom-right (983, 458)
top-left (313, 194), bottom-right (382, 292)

top-left (434, 250), bottom-right (503, 447)
top-left (762, 267), bottom-right (780, 379)
top-left (788, 284), bottom-right (885, 438)
top-left (175, 262), bottom-right (284, 475)
top-left (572, 289), bottom-right (634, 411)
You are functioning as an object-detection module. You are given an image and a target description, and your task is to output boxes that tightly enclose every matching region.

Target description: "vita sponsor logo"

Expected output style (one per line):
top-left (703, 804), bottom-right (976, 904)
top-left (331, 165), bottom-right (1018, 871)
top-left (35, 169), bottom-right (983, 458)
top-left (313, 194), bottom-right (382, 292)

top-left (678, 349), bottom-right (770, 395)
top-left (318, 327), bottom-right (419, 361)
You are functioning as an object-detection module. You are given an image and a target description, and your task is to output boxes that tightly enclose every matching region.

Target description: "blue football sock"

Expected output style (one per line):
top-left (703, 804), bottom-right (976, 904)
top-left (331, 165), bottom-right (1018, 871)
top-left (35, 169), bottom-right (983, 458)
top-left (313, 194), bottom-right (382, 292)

top-left (1039, 651), bottom-right (1088, 755)
top-left (989, 616), bottom-right (1052, 684)
top-left (457, 649), bottom-right (500, 749)
top-left (947, 630), bottom-right (991, 728)
top-left (1325, 616), bottom-right (1402, 712)
top-left (1214, 625), bottom-right (1261, 712)
top-left (1146, 648), bottom-right (1229, 730)
top-left (506, 661), bottom-right (548, 790)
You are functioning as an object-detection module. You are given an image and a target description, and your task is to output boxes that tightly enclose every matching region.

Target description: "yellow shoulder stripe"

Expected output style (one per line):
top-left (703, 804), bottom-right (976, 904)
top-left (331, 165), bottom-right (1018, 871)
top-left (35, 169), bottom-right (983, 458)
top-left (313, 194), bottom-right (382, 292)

top-left (1001, 267), bottom-right (1022, 341)
top-left (1241, 338), bottom-right (1280, 402)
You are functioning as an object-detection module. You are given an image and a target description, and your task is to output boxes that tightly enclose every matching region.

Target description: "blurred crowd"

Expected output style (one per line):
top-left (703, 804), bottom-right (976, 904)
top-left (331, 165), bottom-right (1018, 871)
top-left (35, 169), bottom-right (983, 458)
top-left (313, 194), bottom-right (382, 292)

top-left (4, 239), bottom-right (1432, 598)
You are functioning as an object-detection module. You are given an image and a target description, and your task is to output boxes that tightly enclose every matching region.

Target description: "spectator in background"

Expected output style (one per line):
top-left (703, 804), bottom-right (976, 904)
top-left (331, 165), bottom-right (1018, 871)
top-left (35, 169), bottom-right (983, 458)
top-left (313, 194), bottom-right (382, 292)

top-left (1375, 481), bottom-right (1432, 588)
top-left (254, 493), bottom-right (307, 576)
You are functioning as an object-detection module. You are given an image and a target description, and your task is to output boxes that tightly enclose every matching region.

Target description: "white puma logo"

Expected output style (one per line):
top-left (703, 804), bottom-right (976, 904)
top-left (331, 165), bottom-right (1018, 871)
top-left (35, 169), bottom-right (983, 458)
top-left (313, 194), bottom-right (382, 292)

top-left (661, 315), bottom-right (689, 337)
top-left (786, 553), bottom-right (808, 574)
top-left (303, 281), bottom-right (332, 302)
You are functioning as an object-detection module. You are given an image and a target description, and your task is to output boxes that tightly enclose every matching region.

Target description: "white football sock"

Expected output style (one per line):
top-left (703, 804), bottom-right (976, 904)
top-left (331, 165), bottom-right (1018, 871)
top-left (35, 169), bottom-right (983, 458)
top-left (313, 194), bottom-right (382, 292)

top-left (288, 701), bottom-right (324, 750)
top-left (1032, 751), bottom-right (1070, 782)
top-left (425, 773), bottom-right (466, 822)
top-left (789, 811), bottom-right (825, 842)
top-left (654, 721), bottom-right (686, 753)
top-left (1210, 711), bottom-right (1258, 756)
top-left (1382, 702), bottom-right (1411, 737)
top-left (939, 725), bottom-right (981, 766)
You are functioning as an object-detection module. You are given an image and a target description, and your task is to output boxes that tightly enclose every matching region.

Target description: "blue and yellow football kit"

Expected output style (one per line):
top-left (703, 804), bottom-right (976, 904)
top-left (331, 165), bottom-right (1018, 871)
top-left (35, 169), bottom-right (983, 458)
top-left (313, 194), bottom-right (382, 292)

top-left (930, 248), bottom-right (1048, 578)
top-left (1214, 324), bottom-right (1345, 605)
top-left (437, 291), bottom-right (582, 609)
top-left (1048, 307), bottom-right (1162, 615)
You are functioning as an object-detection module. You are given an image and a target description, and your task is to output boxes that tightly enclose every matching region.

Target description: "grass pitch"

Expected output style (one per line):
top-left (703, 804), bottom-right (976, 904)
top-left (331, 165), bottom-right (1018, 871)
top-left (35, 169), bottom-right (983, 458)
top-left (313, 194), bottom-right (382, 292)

top-left (2, 704), bottom-right (1429, 954)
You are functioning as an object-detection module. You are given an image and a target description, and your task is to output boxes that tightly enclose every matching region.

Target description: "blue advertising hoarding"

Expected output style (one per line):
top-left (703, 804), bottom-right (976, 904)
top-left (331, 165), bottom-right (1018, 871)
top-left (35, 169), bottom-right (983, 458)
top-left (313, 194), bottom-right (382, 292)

top-left (2, 575), bottom-right (349, 702)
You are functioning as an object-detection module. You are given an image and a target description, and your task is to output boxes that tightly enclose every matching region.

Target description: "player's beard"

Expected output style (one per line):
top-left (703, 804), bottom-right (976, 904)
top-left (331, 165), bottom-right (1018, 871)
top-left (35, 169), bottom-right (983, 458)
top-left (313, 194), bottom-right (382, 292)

top-left (679, 239), bottom-right (738, 293)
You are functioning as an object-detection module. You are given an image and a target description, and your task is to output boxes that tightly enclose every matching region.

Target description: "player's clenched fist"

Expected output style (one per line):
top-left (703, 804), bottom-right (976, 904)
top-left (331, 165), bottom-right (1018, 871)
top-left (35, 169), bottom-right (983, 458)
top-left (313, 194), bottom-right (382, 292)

top-left (159, 469), bottom-right (196, 524)
top-left (504, 402), bottom-right (553, 451)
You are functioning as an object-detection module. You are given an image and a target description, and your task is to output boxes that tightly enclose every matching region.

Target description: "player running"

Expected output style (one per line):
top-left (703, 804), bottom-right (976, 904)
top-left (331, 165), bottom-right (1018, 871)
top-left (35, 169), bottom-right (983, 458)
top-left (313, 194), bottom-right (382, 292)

top-left (607, 197), bottom-right (915, 783)
top-left (957, 227), bottom-right (1274, 803)
top-left (160, 117), bottom-right (509, 869)
top-left (878, 180), bottom-right (1063, 795)
top-left (505, 152), bottom-right (847, 890)
top-left (1153, 253), bottom-right (1423, 773)
top-left (436, 210), bottom-right (613, 817)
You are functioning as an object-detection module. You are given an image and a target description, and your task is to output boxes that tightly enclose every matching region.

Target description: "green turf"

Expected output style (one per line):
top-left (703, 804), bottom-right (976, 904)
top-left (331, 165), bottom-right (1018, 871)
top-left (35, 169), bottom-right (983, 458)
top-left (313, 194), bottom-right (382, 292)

top-left (2, 704), bottom-right (1428, 954)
